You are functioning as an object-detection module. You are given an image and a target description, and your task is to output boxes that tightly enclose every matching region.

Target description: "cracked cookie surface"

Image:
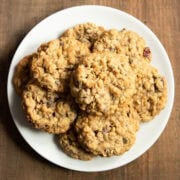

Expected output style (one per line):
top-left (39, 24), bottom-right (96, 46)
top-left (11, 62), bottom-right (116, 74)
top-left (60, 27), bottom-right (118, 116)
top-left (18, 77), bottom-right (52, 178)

top-left (131, 60), bottom-right (167, 121)
top-left (75, 104), bottom-right (139, 157)
top-left (70, 52), bottom-right (136, 115)
top-left (31, 37), bottom-right (90, 93)
top-left (62, 23), bottom-right (105, 49)
top-left (13, 54), bottom-right (34, 95)
top-left (58, 127), bottom-right (94, 160)
top-left (22, 83), bottom-right (77, 134)
top-left (93, 29), bottom-right (151, 62)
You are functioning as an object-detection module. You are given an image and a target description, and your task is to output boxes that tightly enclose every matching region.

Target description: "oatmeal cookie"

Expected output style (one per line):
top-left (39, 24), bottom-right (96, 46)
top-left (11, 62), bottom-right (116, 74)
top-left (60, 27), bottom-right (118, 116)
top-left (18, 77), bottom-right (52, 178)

top-left (75, 105), bottom-right (139, 157)
top-left (13, 54), bottom-right (34, 95)
top-left (58, 127), bottom-right (94, 160)
top-left (22, 83), bottom-right (77, 134)
top-left (132, 60), bottom-right (167, 121)
top-left (31, 37), bottom-right (89, 93)
top-left (93, 29), bottom-right (151, 62)
top-left (62, 23), bottom-right (105, 49)
top-left (70, 52), bottom-right (136, 115)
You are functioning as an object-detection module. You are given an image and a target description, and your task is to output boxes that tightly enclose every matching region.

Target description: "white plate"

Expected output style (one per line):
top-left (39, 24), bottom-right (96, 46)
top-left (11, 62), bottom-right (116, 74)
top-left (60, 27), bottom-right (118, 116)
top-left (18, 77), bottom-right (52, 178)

top-left (7, 5), bottom-right (174, 172)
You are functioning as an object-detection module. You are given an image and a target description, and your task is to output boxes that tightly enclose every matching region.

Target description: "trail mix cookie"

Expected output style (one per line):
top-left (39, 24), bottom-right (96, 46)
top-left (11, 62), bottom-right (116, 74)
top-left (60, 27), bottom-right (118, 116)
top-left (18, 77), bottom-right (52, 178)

top-left (70, 52), bottom-right (136, 115)
top-left (58, 127), bottom-right (94, 160)
top-left (13, 54), bottom-right (34, 95)
top-left (62, 23), bottom-right (105, 49)
top-left (31, 37), bottom-right (90, 93)
top-left (132, 60), bottom-right (167, 121)
top-left (22, 83), bottom-right (77, 134)
top-left (75, 105), bottom-right (139, 157)
top-left (93, 29), bottom-right (151, 62)
top-left (12, 22), bottom-right (168, 161)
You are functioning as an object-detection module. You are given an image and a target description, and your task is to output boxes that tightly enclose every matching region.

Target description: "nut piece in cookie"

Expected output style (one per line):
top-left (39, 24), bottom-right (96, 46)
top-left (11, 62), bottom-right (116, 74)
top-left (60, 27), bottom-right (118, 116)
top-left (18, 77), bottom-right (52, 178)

top-left (62, 23), bottom-right (105, 49)
top-left (31, 37), bottom-right (90, 93)
top-left (93, 29), bottom-right (152, 62)
top-left (13, 54), bottom-right (34, 96)
top-left (75, 106), bottom-right (139, 157)
top-left (58, 127), bottom-right (94, 160)
top-left (132, 61), bottom-right (167, 121)
top-left (70, 52), bottom-right (136, 115)
top-left (22, 83), bottom-right (77, 134)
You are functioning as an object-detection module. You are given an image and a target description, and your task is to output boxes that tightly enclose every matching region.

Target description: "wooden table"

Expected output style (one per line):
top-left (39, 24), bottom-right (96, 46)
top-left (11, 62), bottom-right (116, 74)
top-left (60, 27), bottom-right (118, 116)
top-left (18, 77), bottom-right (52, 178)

top-left (0, 0), bottom-right (179, 179)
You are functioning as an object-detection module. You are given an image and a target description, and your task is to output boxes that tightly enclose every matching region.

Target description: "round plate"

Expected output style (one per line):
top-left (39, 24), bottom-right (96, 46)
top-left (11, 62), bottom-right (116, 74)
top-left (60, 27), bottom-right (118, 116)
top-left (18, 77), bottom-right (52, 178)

top-left (7, 5), bottom-right (174, 172)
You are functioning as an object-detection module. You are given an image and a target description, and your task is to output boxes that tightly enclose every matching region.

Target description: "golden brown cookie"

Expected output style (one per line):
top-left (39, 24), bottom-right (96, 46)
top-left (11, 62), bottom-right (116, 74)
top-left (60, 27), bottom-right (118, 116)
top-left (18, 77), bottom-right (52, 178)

top-left (58, 127), bottom-right (94, 160)
top-left (132, 60), bottom-right (167, 121)
top-left (22, 83), bottom-right (77, 134)
top-left (13, 54), bottom-right (34, 95)
top-left (93, 29), bottom-right (151, 62)
top-left (70, 52), bottom-right (136, 115)
top-left (12, 22), bottom-right (168, 161)
top-left (31, 37), bottom-right (90, 93)
top-left (75, 104), bottom-right (139, 157)
top-left (62, 23), bottom-right (105, 49)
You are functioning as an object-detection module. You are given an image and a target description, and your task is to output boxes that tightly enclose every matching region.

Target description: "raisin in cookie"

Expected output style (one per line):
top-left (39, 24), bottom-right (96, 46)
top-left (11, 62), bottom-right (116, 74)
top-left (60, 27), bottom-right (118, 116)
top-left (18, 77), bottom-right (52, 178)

top-left (22, 83), bottom-right (77, 134)
top-left (58, 127), bottom-right (94, 160)
top-left (70, 52), bottom-right (136, 115)
top-left (75, 105), bottom-right (139, 157)
top-left (131, 60), bottom-right (167, 121)
top-left (31, 37), bottom-right (89, 93)
top-left (93, 29), bottom-right (151, 62)
top-left (13, 54), bottom-right (34, 95)
top-left (62, 23), bottom-right (105, 49)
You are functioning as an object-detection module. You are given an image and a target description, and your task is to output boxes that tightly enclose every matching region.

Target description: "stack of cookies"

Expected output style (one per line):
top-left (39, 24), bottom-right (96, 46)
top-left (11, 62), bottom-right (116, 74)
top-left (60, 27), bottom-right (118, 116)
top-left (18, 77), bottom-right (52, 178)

top-left (13, 23), bottom-right (167, 160)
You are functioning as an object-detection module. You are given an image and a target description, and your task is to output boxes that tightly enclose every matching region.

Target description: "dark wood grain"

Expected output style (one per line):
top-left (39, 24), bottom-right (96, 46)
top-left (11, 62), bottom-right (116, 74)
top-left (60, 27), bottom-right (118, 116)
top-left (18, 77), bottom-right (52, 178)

top-left (0, 0), bottom-right (179, 179)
